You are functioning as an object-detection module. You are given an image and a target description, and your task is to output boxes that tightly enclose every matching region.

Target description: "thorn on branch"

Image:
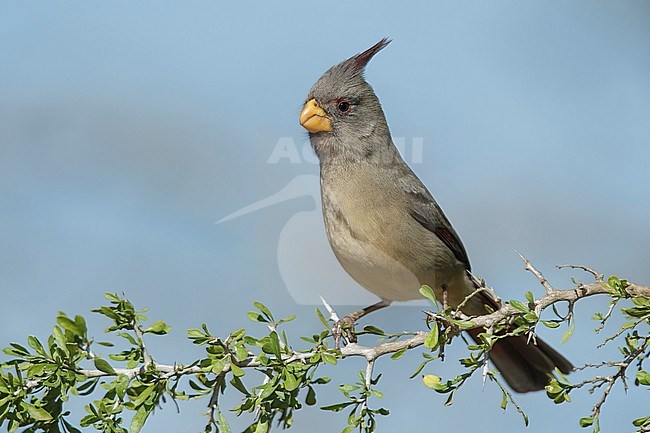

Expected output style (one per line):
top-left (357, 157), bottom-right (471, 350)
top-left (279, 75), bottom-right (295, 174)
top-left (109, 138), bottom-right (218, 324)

top-left (516, 252), bottom-right (556, 295)
top-left (319, 295), bottom-right (340, 323)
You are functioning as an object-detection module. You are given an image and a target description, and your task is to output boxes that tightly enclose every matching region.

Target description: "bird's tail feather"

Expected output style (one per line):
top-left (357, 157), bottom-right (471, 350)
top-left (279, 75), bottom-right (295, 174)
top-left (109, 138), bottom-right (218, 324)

top-left (467, 328), bottom-right (573, 392)
top-left (461, 286), bottom-right (573, 392)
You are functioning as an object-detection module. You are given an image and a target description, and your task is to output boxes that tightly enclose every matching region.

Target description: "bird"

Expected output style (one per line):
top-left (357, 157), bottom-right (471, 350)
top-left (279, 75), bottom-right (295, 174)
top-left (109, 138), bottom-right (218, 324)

top-left (298, 38), bottom-right (573, 393)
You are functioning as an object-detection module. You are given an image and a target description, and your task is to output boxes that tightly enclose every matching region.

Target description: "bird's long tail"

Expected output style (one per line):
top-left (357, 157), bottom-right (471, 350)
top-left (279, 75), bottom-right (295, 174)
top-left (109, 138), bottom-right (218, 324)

top-left (466, 327), bottom-right (573, 392)
top-left (463, 286), bottom-right (573, 393)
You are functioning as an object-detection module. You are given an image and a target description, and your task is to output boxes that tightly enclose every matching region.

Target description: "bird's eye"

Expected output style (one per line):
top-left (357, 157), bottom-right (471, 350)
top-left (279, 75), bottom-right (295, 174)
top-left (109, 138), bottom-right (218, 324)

top-left (337, 101), bottom-right (351, 113)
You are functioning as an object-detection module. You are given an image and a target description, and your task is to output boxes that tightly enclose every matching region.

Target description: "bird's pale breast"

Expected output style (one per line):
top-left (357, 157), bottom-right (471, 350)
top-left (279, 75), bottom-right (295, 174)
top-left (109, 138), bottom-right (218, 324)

top-left (320, 163), bottom-right (468, 303)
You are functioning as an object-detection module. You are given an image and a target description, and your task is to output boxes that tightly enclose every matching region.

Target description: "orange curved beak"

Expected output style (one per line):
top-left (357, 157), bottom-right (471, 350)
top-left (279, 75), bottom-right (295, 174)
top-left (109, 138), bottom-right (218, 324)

top-left (299, 99), bottom-right (332, 133)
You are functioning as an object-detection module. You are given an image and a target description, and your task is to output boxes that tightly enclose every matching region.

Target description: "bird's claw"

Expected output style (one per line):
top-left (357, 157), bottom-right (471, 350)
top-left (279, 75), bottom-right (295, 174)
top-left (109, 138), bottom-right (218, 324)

top-left (332, 316), bottom-right (357, 348)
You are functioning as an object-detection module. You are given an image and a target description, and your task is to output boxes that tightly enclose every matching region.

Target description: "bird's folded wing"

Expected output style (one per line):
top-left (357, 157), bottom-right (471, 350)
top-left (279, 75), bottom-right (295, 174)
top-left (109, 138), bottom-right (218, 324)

top-left (399, 174), bottom-right (471, 271)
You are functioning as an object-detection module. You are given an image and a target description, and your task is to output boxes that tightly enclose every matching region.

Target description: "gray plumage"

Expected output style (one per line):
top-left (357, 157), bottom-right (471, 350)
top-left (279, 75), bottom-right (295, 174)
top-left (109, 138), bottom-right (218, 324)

top-left (301, 39), bottom-right (572, 392)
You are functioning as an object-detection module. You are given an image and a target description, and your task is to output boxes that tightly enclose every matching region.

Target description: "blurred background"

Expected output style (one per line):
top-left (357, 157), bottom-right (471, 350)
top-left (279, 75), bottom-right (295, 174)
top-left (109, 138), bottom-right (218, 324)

top-left (1, 1), bottom-right (648, 432)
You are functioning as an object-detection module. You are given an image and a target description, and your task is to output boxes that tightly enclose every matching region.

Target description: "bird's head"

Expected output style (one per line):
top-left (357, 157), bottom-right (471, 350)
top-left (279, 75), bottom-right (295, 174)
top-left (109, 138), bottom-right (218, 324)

top-left (300, 38), bottom-right (396, 164)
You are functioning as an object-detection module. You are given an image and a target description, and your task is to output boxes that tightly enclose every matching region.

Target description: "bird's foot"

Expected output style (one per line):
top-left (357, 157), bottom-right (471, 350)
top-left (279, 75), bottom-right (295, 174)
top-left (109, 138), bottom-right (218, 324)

top-left (332, 316), bottom-right (357, 349)
top-left (441, 284), bottom-right (449, 310)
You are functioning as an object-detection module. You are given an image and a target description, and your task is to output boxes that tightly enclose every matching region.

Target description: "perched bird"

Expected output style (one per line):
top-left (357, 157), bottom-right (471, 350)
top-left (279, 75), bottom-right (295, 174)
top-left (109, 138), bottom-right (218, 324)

top-left (299, 38), bottom-right (573, 393)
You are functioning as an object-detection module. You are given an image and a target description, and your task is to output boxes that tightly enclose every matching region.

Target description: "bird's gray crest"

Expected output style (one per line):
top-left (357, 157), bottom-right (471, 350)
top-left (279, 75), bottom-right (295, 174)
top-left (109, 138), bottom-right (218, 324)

top-left (309, 38), bottom-right (392, 98)
top-left (344, 38), bottom-right (392, 73)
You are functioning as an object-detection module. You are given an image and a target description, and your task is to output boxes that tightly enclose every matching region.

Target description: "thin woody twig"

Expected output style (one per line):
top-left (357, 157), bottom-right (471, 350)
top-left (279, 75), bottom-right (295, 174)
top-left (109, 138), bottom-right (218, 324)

top-left (207, 371), bottom-right (226, 428)
top-left (557, 264), bottom-right (604, 282)
top-left (589, 337), bottom-right (648, 423)
top-left (132, 320), bottom-right (153, 368)
top-left (32, 273), bottom-right (645, 389)
top-left (517, 252), bottom-right (556, 295)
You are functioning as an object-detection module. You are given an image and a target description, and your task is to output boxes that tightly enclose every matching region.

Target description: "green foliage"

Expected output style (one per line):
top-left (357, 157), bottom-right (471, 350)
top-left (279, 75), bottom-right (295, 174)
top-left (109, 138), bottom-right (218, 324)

top-left (1, 273), bottom-right (648, 433)
top-left (321, 371), bottom-right (388, 433)
top-left (540, 277), bottom-right (650, 433)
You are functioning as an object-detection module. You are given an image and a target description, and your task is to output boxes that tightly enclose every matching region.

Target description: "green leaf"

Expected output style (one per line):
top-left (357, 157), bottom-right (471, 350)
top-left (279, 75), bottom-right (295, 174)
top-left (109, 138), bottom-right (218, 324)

top-left (636, 370), bottom-right (650, 386)
top-left (269, 331), bottom-right (282, 359)
top-left (104, 292), bottom-right (121, 302)
top-left (509, 300), bottom-right (529, 313)
top-left (321, 402), bottom-right (354, 412)
top-left (235, 344), bottom-right (248, 362)
top-left (422, 374), bottom-right (441, 389)
top-left (217, 409), bottom-right (231, 433)
top-left (339, 383), bottom-right (359, 393)
top-left (231, 363), bottom-right (245, 377)
top-left (230, 375), bottom-right (249, 395)
top-left (419, 285), bottom-right (437, 304)
top-left (118, 331), bottom-right (138, 345)
top-left (145, 320), bottom-right (171, 335)
top-left (57, 314), bottom-right (82, 335)
top-left (253, 302), bottom-right (273, 321)
top-left (75, 315), bottom-right (88, 335)
top-left (247, 312), bottom-right (267, 323)
top-left (451, 318), bottom-right (476, 329)
top-left (362, 325), bottom-right (385, 336)
top-left (390, 349), bottom-right (407, 360)
top-left (312, 376), bottom-right (331, 385)
top-left (114, 374), bottom-right (130, 398)
top-left (284, 373), bottom-right (299, 391)
top-left (7, 418), bottom-right (18, 433)
top-left (211, 357), bottom-right (228, 374)
top-left (62, 419), bottom-right (82, 433)
top-left (424, 322), bottom-right (439, 350)
top-left (561, 320), bottom-right (575, 343)
top-left (4, 343), bottom-right (29, 356)
top-left (130, 384), bottom-right (156, 407)
top-left (25, 403), bottom-right (53, 421)
top-left (633, 416), bottom-right (650, 427)
top-left (229, 328), bottom-right (246, 341)
top-left (130, 405), bottom-right (152, 433)
top-left (277, 314), bottom-right (296, 325)
top-left (315, 308), bottom-right (330, 328)
top-left (500, 391), bottom-right (508, 410)
top-left (409, 358), bottom-right (433, 379)
top-left (579, 417), bottom-right (594, 427)
top-left (305, 386), bottom-right (317, 405)
top-left (93, 358), bottom-right (115, 374)
top-left (27, 335), bottom-right (46, 355)
top-left (187, 328), bottom-right (205, 339)
top-left (607, 275), bottom-right (620, 289)
top-left (444, 390), bottom-right (456, 406)
top-left (525, 291), bottom-right (535, 304)
top-left (254, 421), bottom-right (269, 433)
top-left (541, 320), bottom-right (560, 329)
top-left (52, 326), bottom-right (67, 351)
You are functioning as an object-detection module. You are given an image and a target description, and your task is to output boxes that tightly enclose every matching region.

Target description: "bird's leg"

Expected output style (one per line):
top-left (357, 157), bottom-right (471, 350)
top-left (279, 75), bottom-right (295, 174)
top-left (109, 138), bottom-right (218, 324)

top-left (333, 300), bottom-right (391, 348)
top-left (441, 284), bottom-right (449, 310)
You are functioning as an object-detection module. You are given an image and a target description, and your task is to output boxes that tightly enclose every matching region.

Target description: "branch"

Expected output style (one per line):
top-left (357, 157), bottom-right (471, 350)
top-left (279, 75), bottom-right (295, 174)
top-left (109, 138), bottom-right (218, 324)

top-left (4, 262), bottom-right (648, 433)
top-left (337, 261), bottom-right (648, 363)
top-left (33, 262), bottom-right (647, 382)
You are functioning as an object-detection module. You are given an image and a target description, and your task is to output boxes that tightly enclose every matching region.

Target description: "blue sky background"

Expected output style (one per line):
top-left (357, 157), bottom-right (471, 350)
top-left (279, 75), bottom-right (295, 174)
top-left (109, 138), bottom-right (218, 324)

top-left (1, 2), bottom-right (649, 432)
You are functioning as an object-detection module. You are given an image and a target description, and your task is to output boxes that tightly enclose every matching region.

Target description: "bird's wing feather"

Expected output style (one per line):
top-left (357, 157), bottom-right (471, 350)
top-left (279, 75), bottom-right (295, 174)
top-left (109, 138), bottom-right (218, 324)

top-left (399, 173), bottom-right (471, 271)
